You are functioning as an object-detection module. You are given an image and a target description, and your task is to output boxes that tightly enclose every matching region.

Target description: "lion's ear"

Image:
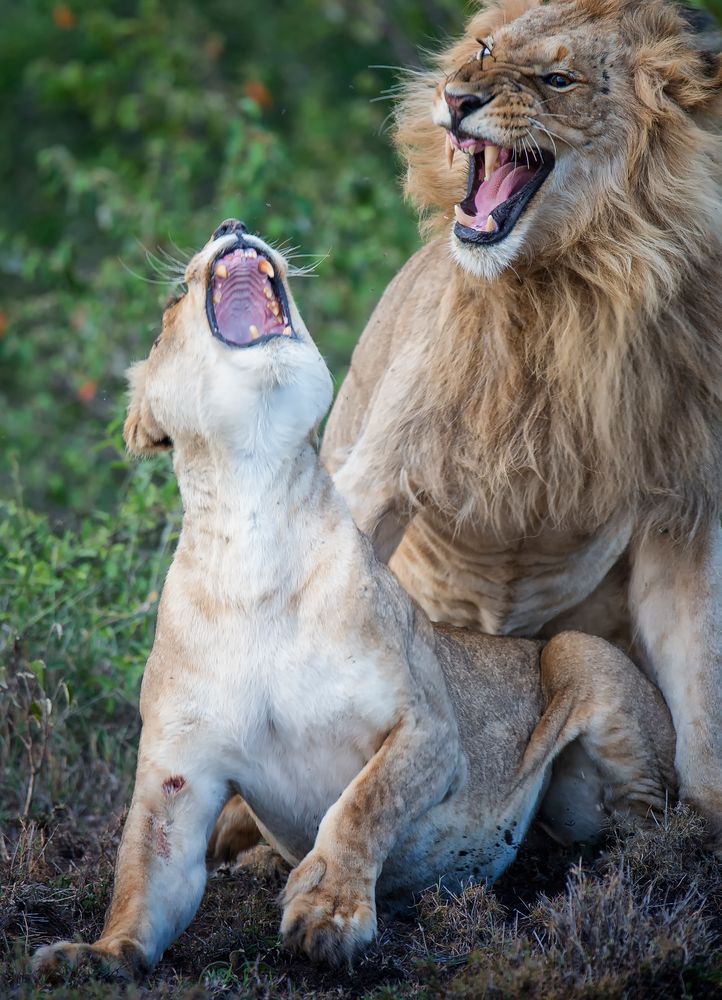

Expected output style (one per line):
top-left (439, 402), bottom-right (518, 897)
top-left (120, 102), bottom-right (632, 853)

top-left (123, 360), bottom-right (172, 456)
top-left (635, 36), bottom-right (722, 114)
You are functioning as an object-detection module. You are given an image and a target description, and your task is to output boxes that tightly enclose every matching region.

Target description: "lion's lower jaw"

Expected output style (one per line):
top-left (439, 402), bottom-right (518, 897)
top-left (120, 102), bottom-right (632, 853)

top-left (449, 227), bottom-right (527, 282)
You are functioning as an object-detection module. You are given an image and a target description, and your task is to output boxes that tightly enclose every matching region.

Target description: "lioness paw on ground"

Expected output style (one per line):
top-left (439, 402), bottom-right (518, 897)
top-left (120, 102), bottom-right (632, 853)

top-left (280, 853), bottom-right (377, 966)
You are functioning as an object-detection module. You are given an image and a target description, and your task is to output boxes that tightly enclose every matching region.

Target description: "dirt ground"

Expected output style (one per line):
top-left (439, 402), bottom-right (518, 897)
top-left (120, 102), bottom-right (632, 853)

top-left (2, 805), bottom-right (721, 1000)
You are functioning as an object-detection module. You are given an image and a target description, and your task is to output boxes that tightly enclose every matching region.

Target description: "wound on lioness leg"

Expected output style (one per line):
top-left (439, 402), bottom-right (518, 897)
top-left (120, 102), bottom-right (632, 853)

top-left (162, 775), bottom-right (186, 795)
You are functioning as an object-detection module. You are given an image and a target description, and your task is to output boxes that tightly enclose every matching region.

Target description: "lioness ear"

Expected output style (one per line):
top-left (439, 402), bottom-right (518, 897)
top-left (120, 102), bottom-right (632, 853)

top-left (123, 360), bottom-right (172, 456)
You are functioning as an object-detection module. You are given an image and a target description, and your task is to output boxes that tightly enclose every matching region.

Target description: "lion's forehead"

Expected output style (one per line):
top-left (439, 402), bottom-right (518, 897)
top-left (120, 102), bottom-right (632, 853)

top-left (458, 5), bottom-right (621, 76)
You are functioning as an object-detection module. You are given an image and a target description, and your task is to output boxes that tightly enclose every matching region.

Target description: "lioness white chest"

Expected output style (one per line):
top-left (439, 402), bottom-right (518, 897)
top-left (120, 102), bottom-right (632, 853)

top-left (146, 567), bottom-right (403, 859)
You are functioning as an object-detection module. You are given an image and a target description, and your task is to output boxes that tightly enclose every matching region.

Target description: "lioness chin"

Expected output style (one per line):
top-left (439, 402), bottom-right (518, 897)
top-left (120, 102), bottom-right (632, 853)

top-left (33, 220), bottom-right (674, 980)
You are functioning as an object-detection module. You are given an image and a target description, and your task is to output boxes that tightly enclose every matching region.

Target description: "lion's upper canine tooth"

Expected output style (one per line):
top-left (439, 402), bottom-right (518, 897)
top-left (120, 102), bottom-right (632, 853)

top-left (215, 263), bottom-right (228, 279)
top-left (484, 144), bottom-right (500, 181)
top-left (454, 204), bottom-right (477, 228)
top-left (258, 258), bottom-right (275, 278)
top-left (446, 135), bottom-right (456, 170)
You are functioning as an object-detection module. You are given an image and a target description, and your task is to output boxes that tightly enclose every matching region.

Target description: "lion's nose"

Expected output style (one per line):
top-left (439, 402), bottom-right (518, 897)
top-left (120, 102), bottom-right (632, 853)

top-left (444, 90), bottom-right (490, 119)
top-left (212, 219), bottom-right (248, 240)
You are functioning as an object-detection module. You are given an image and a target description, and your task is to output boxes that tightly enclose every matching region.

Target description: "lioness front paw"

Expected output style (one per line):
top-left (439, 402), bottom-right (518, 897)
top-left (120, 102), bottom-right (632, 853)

top-left (280, 853), bottom-right (376, 966)
top-left (32, 938), bottom-right (148, 983)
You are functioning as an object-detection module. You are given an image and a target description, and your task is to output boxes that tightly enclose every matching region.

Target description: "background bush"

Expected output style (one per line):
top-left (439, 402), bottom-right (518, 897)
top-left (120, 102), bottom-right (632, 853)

top-left (1, 0), bottom-right (720, 821)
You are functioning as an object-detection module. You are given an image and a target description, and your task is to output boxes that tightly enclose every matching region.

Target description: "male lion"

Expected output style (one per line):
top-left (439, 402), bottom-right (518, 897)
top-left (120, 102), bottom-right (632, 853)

top-left (319, 0), bottom-right (722, 846)
top-left (33, 222), bottom-right (673, 977)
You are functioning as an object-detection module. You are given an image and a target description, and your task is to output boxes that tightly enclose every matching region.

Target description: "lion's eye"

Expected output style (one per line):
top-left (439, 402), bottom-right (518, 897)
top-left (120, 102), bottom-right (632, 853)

top-left (543, 72), bottom-right (574, 90)
top-left (475, 37), bottom-right (493, 62)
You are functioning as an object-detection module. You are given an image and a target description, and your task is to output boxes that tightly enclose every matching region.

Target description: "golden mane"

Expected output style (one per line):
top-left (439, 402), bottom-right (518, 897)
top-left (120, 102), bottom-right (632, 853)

top-left (389, 0), bottom-right (722, 540)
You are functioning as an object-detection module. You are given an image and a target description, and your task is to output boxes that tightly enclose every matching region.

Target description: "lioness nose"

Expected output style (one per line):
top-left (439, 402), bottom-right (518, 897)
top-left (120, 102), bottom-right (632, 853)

top-left (444, 90), bottom-right (489, 118)
top-left (212, 219), bottom-right (248, 240)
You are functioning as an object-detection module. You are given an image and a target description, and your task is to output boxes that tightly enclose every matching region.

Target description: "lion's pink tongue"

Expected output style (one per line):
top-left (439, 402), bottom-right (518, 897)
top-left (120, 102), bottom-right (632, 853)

top-left (473, 163), bottom-right (537, 222)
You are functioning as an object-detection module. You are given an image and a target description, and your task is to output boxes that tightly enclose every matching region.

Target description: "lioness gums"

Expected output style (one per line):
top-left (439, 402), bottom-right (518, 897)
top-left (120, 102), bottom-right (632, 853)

top-left (321, 0), bottom-right (722, 846)
top-left (33, 222), bottom-right (674, 977)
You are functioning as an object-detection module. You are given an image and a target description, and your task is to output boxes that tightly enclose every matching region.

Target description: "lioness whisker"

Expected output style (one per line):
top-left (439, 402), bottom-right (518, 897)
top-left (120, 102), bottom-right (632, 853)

top-left (119, 258), bottom-right (183, 287)
top-left (156, 246), bottom-right (190, 270)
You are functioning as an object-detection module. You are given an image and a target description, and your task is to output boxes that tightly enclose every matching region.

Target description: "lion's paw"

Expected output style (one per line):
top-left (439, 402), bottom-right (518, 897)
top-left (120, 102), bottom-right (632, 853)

top-left (32, 938), bottom-right (147, 983)
top-left (280, 853), bottom-right (376, 966)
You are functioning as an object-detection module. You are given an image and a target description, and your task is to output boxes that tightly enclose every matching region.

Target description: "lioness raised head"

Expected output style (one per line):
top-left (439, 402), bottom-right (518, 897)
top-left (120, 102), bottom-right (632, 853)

top-left (398, 0), bottom-right (721, 279)
top-left (33, 219), bottom-right (677, 980)
top-left (124, 219), bottom-right (332, 463)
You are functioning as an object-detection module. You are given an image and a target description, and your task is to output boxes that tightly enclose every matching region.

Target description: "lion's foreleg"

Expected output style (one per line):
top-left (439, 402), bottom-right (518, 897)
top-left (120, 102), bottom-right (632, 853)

top-left (33, 738), bottom-right (227, 980)
top-left (630, 521), bottom-right (722, 850)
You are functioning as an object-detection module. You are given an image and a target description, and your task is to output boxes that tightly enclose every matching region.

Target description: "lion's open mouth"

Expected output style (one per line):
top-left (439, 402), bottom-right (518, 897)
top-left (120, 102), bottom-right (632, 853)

top-left (449, 137), bottom-right (554, 246)
top-left (206, 240), bottom-right (295, 348)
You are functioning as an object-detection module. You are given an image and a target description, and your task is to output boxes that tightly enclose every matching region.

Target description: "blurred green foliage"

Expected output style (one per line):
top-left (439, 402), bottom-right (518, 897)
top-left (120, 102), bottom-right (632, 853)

top-left (0, 0), bottom-right (720, 817)
top-left (0, 0), bottom-right (468, 517)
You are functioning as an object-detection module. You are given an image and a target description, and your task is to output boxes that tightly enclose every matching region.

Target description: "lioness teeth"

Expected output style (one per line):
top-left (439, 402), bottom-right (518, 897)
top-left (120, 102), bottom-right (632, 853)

top-left (484, 144), bottom-right (500, 180)
top-left (454, 204), bottom-right (477, 228)
top-left (249, 324), bottom-right (260, 340)
top-left (258, 259), bottom-right (274, 278)
top-left (283, 326), bottom-right (292, 336)
top-left (213, 291), bottom-right (222, 304)
top-left (215, 263), bottom-right (228, 279)
top-left (485, 214), bottom-right (498, 233)
top-left (245, 248), bottom-right (257, 258)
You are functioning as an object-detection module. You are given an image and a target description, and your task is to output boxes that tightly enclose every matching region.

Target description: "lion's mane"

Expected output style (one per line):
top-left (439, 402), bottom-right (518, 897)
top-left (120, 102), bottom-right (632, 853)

top-left (388, 0), bottom-right (722, 540)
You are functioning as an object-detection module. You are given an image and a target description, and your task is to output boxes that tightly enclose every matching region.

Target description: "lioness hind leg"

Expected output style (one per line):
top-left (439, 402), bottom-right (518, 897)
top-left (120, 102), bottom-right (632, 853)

top-left (207, 794), bottom-right (262, 867)
top-left (515, 632), bottom-right (676, 846)
top-left (33, 748), bottom-right (227, 981)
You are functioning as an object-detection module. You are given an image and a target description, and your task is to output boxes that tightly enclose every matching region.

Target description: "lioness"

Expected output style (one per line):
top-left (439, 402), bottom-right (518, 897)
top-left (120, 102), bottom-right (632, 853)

top-left (317, 0), bottom-right (722, 846)
top-left (33, 221), bottom-right (674, 977)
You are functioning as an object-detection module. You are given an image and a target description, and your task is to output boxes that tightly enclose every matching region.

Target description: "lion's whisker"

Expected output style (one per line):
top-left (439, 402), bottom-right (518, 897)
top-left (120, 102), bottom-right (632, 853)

top-left (529, 121), bottom-right (570, 151)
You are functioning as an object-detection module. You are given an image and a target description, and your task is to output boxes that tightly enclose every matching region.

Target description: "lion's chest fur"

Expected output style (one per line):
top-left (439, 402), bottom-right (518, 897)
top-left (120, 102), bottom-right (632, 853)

top-left (328, 234), bottom-right (722, 633)
top-left (390, 510), bottom-right (631, 635)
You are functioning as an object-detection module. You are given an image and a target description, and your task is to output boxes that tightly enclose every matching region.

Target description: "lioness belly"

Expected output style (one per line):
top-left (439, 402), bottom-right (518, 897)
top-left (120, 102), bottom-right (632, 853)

top-left (389, 510), bottom-right (632, 637)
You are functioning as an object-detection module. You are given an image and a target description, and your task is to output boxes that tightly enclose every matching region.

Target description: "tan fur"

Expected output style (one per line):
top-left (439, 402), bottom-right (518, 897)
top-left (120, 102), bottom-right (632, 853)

top-left (321, 0), bottom-right (722, 844)
top-left (337, 0), bottom-right (722, 538)
top-left (33, 227), bottom-right (675, 979)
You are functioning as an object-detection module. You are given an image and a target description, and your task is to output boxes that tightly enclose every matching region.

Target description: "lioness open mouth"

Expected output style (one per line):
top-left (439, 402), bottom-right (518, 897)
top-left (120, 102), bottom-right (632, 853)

top-left (206, 240), bottom-right (295, 348)
top-left (449, 137), bottom-right (554, 246)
